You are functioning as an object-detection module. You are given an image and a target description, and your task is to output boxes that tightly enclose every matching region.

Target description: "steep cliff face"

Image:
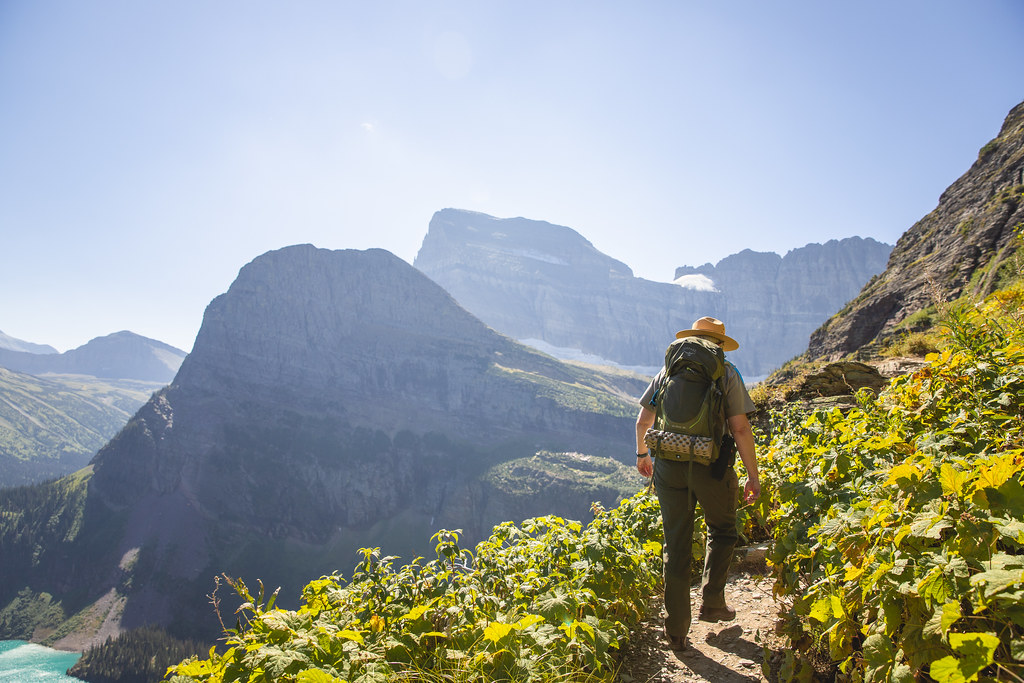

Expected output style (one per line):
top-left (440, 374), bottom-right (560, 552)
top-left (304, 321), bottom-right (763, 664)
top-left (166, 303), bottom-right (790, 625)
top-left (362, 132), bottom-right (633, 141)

top-left (808, 100), bottom-right (1024, 359)
top-left (7, 245), bottom-right (641, 643)
top-left (415, 209), bottom-right (890, 379)
top-left (415, 210), bottom-right (720, 371)
top-left (91, 247), bottom-right (638, 528)
top-left (677, 239), bottom-right (893, 375)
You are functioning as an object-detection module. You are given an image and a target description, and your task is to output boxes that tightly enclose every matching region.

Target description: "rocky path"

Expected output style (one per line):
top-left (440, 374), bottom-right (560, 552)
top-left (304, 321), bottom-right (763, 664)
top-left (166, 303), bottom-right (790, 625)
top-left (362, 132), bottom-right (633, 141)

top-left (617, 547), bottom-right (785, 683)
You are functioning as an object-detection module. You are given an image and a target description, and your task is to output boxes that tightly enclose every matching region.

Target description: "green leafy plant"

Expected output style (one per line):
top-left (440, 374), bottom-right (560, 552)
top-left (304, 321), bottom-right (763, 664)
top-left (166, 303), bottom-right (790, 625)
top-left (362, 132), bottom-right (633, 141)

top-left (761, 286), bottom-right (1024, 682)
top-left (166, 493), bottom-right (664, 683)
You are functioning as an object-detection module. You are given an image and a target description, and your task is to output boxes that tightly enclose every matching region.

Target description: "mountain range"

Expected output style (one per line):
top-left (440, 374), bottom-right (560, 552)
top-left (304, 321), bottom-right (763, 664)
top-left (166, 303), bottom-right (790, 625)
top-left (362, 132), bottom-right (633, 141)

top-left (0, 330), bottom-right (58, 355)
top-left (0, 332), bottom-right (187, 488)
top-left (414, 211), bottom-right (891, 379)
top-left (1, 245), bottom-right (644, 645)
top-left (0, 331), bottom-right (184, 383)
top-left (2, 97), bottom-right (1021, 655)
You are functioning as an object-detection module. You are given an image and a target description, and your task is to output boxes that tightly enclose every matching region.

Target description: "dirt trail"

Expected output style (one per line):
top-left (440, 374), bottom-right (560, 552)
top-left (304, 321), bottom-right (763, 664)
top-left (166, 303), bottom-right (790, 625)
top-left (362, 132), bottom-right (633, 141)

top-left (617, 546), bottom-right (784, 683)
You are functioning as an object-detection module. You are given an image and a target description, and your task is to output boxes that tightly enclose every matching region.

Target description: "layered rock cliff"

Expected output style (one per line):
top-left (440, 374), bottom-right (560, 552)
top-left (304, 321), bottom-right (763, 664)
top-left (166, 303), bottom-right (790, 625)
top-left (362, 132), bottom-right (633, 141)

top-left (415, 211), bottom-right (721, 371)
top-left (2, 245), bottom-right (643, 643)
top-left (807, 100), bottom-right (1024, 359)
top-left (415, 209), bottom-right (890, 379)
top-left (676, 239), bottom-right (893, 376)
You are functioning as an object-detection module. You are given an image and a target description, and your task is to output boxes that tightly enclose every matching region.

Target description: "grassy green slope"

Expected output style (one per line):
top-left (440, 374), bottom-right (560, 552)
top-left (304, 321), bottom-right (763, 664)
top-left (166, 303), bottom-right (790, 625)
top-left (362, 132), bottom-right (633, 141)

top-left (0, 368), bottom-right (164, 487)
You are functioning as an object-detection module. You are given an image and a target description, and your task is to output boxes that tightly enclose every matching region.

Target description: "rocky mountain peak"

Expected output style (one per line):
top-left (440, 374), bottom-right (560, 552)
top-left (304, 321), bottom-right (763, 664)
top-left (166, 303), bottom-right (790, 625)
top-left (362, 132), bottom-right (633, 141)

top-left (416, 208), bottom-right (634, 279)
top-left (67, 245), bottom-right (639, 642)
top-left (0, 330), bottom-right (58, 354)
top-left (417, 210), bottom-right (891, 379)
top-left (0, 330), bottom-right (185, 382)
top-left (808, 100), bottom-right (1024, 359)
top-left (175, 244), bottom-right (499, 413)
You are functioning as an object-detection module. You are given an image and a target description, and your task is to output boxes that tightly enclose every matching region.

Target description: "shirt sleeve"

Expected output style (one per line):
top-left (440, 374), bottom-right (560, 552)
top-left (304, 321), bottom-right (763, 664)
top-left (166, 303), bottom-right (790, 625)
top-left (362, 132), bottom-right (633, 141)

top-left (723, 361), bottom-right (756, 417)
top-left (638, 370), bottom-right (663, 408)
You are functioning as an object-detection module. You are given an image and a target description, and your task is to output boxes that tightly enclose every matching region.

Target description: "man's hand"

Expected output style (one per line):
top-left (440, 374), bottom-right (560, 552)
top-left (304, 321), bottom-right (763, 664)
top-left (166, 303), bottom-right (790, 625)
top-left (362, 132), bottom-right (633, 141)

top-left (742, 478), bottom-right (760, 504)
top-left (637, 453), bottom-right (653, 478)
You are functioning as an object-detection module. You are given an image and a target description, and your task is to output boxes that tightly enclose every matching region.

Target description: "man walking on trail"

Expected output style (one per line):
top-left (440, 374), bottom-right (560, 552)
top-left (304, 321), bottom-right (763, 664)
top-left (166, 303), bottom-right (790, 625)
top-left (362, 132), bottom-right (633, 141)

top-left (634, 316), bottom-right (760, 651)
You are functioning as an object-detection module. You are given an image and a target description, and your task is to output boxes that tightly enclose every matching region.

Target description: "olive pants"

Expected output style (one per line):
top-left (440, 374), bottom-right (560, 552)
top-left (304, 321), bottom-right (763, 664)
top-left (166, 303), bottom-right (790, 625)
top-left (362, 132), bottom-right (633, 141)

top-left (653, 456), bottom-right (739, 639)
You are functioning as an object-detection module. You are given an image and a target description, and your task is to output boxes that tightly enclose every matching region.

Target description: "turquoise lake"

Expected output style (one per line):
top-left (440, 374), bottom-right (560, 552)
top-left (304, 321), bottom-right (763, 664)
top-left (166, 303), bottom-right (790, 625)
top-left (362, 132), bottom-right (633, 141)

top-left (0, 641), bottom-right (81, 682)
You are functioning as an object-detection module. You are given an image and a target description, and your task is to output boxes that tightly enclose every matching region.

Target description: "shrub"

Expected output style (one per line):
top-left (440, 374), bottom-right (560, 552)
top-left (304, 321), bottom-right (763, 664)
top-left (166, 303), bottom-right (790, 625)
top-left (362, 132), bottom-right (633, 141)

top-left (760, 290), bottom-right (1024, 682)
top-left (166, 493), bottom-right (665, 683)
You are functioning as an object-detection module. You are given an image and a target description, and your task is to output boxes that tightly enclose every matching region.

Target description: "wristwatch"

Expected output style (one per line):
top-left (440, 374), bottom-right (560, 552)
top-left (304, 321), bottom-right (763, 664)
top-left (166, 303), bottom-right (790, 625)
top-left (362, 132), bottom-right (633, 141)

top-left (636, 452), bottom-right (650, 458)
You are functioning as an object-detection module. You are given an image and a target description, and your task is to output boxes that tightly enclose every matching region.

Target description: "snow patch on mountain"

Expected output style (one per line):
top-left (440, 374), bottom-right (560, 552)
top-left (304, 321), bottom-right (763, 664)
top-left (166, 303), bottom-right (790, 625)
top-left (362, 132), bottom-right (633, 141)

top-left (673, 274), bottom-right (718, 292)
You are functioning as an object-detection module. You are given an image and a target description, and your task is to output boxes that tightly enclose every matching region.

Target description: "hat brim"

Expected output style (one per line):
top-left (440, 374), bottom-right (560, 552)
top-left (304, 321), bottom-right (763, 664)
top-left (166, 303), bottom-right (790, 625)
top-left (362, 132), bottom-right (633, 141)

top-left (675, 329), bottom-right (739, 352)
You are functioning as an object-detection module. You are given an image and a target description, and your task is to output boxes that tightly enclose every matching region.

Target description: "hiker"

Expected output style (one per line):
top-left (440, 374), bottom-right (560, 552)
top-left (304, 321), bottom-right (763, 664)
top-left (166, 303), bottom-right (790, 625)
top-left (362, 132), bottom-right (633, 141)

top-left (634, 316), bottom-right (760, 651)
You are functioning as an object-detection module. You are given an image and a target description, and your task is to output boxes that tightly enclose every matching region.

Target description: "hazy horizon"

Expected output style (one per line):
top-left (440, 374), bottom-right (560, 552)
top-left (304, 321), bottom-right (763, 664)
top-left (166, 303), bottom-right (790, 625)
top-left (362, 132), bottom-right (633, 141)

top-left (2, 2), bottom-right (1022, 352)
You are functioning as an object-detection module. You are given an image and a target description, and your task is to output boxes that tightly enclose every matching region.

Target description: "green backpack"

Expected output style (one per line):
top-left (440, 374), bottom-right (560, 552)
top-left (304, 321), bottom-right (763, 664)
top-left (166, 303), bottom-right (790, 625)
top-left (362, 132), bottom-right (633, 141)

top-left (645, 336), bottom-right (727, 465)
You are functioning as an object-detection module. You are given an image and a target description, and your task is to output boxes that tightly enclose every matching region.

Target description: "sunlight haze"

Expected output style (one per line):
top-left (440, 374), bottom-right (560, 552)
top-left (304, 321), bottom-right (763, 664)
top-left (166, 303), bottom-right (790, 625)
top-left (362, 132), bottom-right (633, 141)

top-left (1, 1), bottom-right (1022, 353)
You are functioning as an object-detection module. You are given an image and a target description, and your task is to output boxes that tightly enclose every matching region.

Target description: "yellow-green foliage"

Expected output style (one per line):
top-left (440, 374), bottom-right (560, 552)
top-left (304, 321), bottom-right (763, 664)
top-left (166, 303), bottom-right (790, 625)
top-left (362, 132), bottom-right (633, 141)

top-left (488, 364), bottom-right (636, 419)
top-left (166, 494), bottom-right (664, 683)
top-left (881, 330), bottom-right (942, 358)
top-left (758, 286), bottom-right (1024, 682)
top-left (484, 451), bottom-right (638, 502)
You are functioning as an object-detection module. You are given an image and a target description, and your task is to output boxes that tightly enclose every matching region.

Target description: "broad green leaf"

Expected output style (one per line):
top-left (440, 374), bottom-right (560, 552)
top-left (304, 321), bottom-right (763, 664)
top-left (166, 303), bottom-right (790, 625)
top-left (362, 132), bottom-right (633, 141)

top-left (969, 568), bottom-right (1024, 599)
top-left (809, 597), bottom-right (832, 623)
top-left (260, 611), bottom-right (295, 634)
top-left (946, 555), bottom-right (970, 580)
top-left (400, 605), bottom-right (429, 621)
top-left (483, 621), bottom-right (514, 643)
top-left (534, 590), bottom-right (573, 623)
top-left (972, 454), bottom-right (1017, 491)
top-left (881, 596), bottom-right (903, 636)
top-left (939, 464), bottom-right (968, 497)
top-left (830, 594), bottom-right (845, 618)
top-left (918, 566), bottom-right (954, 605)
top-left (988, 551), bottom-right (1024, 570)
top-left (866, 561), bottom-right (894, 590)
top-left (949, 632), bottom-right (1000, 679)
top-left (893, 524), bottom-right (912, 547)
top-left (880, 464), bottom-right (921, 485)
top-left (929, 655), bottom-right (967, 683)
top-left (891, 663), bottom-right (915, 683)
top-left (559, 618), bottom-right (596, 642)
top-left (909, 512), bottom-right (953, 539)
top-left (262, 647), bottom-right (311, 679)
top-left (988, 478), bottom-right (1024, 517)
top-left (994, 518), bottom-right (1024, 543)
top-left (169, 658), bottom-right (221, 677)
top-left (862, 633), bottom-right (894, 682)
top-left (923, 601), bottom-right (961, 639)
top-left (513, 614), bottom-right (545, 630)
top-left (297, 670), bottom-right (343, 683)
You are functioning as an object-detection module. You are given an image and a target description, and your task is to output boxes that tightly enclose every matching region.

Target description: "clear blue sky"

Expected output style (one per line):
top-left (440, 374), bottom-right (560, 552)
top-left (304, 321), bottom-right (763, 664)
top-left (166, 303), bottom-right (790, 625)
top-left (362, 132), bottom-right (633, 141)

top-left (2, 1), bottom-right (1022, 353)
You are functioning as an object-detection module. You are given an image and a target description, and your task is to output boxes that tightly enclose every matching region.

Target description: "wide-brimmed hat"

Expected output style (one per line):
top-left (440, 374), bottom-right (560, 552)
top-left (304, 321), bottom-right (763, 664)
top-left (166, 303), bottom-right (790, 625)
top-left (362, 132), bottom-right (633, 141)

top-left (675, 316), bottom-right (739, 351)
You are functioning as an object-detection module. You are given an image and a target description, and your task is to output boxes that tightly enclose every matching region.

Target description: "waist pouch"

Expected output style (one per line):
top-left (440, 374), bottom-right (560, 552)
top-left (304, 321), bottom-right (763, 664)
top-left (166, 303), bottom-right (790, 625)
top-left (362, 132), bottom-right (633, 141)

top-left (644, 428), bottom-right (715, 466)
top-left (711, 434), bottom-right (736, 481)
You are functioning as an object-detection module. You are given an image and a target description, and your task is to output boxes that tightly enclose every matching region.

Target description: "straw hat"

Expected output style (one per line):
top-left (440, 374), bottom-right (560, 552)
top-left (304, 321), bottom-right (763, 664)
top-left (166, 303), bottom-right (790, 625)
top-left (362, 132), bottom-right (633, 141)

top-left (675, 316), bottom-right (739, 351)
